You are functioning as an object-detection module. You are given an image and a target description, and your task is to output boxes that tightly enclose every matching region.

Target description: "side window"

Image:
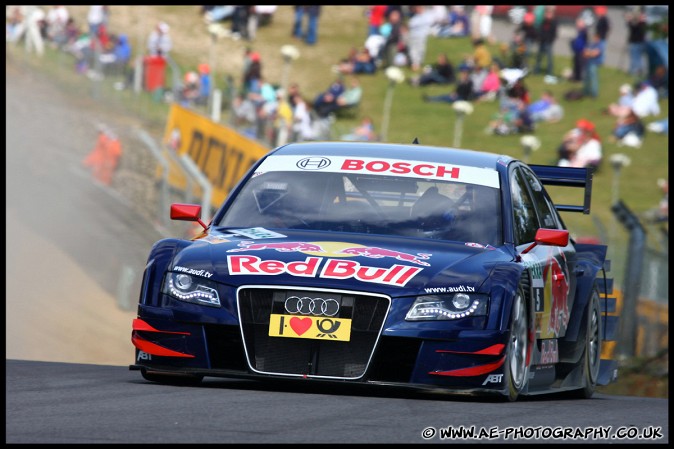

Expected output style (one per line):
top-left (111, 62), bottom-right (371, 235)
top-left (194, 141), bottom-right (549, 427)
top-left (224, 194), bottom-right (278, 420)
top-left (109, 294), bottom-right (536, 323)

top-left (520, 168), bottom-right (561, 230)
top-left (510, 168), bottom-right (539, 244)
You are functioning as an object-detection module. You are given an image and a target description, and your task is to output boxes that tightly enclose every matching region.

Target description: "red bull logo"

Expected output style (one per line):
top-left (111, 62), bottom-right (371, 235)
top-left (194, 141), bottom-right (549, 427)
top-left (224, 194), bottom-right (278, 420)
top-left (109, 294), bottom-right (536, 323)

top-left (227, 255), bottom-right (423, 286)
top-left (227, 241), bottom-right (325, 253)
top-left (338, 246), bottom-right (431, 266)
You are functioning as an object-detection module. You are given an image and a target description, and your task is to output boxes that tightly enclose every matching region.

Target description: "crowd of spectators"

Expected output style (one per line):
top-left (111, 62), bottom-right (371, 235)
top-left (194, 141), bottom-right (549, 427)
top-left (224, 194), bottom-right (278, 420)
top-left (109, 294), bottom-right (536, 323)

top-left (7, 5), bottom-right (667, 164)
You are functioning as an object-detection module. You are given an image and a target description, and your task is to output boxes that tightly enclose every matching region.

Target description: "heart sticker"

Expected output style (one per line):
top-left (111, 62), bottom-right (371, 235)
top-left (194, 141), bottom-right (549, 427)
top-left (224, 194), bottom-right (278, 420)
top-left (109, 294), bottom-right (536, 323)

top-left (289, 317), bottom-right (312, 336)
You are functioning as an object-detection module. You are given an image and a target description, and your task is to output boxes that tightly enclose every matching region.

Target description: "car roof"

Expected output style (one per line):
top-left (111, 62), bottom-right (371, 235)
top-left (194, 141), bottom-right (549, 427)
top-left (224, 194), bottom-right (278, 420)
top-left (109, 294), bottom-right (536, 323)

top-left (271, 141), bottom-right (513, 171)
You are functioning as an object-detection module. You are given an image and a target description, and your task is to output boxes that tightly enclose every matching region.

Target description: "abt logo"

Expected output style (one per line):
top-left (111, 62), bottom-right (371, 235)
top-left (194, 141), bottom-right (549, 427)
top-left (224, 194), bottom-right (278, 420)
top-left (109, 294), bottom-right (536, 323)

top-left (482, 374), bottom-right (503, 385)
top-left (137, 351), bottom-right (152, 361)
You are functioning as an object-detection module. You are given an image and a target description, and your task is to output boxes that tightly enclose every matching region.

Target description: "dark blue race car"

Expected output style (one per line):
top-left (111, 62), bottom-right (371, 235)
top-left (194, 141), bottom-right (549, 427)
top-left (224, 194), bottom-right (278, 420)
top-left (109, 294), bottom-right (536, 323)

top-left (130, 141), bottom-right (619, 401)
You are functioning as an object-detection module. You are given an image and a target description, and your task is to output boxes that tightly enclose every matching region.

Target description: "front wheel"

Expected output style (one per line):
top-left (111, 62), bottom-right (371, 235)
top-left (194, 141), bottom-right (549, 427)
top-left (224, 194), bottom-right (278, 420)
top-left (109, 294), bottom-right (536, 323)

top-left (504, 286), bottom-right (530, 401)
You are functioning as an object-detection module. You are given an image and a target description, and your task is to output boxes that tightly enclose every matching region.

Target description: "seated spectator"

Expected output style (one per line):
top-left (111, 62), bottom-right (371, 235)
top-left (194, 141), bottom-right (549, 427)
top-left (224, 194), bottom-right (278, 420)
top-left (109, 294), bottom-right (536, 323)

top-left (231, 92), bottom-right (258, 136)
top-left (341, 116), bottom-right (377, 141)
top-left (410, 52), bottom-right (455, 87)
top-left (335, 75), bottom-right (363, 110)
top-left (486, 97), bottom-right (533, 135)
top-left (422, 67), bottom-right (474, 104)
top-left (648, 65), bottom-right (668, 99)
top-left (313, 77), bottom-right (346, 118)
top-left (557, 119), bottom-right (602, 169)
top-left (432, 5), bottom-right (470, 38)
top-left (610, 109), bottom-right (645, 147)
top-left (180, 71), bottom-right (200, 107)
top-left (607, 83), bottom-right (635, 116)
top-left (526, 90), bottom-right (564, 123)
top-left (99, 33), bottom-right (131, 78)
top-left (610, 80), bottom-right (661, 119)
top-left (473, 61), bottom-right (501, 102)
top-left (337, 47), bottom-right (377, 75)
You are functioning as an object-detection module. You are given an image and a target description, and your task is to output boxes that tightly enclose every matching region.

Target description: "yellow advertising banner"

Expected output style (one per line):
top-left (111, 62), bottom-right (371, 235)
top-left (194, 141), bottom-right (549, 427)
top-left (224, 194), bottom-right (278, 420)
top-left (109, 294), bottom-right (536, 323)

top-left (162, 104), bottom-right (269, 208)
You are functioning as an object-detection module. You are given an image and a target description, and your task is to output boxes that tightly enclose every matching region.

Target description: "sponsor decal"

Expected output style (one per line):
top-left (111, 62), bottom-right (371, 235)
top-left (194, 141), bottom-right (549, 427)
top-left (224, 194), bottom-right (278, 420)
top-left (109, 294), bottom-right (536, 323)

top-left (228, 241), bottom-right (325, 253)
top-left (521, 253), bottom-right (545, 313)
top-left (227, 255), bottom-right (423, 286)
top-left (137, 351), bottom-right (152, 361)
top-left (482, 374), bottom-right (503, 385)
top-left (545, 251), bottom-right (570, 337)
top-left (173, 266), bottom-right (214, 278)
top-left (198, 233), bottom-right (231, 244)
top-left (539, 339), bottom-right (559, 365)
top-left (337, 246), bottom-right (431, 266)
top-left (268, 314), bottom-right (352, 341)
top-left (228, 228), bottom-right (287, 239)
top-left (464, 242), bottom-right (497, 250)
top-left (296, 157), bottom-right (331, 170)
top-left (256, 155), bottom-right (500, 188)
top-left (284, 296), bottom-right (340, 317)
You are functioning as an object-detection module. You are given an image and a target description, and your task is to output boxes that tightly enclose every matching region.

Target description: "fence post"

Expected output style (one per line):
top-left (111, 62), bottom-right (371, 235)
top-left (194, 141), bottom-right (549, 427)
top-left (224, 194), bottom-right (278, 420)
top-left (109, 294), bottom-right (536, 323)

top-left (611, 200), bottom-right (646, 359)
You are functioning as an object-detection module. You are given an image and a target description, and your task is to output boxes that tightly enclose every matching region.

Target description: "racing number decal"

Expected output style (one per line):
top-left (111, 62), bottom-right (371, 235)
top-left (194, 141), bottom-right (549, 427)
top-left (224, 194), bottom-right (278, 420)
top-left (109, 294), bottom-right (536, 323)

top-left (545, 249), bottom-right (570, 337)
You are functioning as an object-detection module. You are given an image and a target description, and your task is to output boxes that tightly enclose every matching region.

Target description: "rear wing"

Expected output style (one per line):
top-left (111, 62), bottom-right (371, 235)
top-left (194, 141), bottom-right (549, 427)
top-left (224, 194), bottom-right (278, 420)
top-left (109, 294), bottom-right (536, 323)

top-left (529, 165), bottom-right (593, 214)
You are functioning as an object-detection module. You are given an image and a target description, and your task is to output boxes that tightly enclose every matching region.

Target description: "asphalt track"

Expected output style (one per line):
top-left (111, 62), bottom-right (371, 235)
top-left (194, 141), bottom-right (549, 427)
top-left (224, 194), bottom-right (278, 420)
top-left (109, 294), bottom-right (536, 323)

top-left (4, 13), bottom-right (668, 443)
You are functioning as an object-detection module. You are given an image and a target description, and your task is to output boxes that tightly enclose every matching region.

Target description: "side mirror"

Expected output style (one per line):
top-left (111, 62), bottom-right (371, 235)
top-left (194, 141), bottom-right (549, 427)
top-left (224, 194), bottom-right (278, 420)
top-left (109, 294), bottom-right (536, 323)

top-left (521, 228), bottom-right (569, 254)
top-left (170, 203), bottom-right (207, 229)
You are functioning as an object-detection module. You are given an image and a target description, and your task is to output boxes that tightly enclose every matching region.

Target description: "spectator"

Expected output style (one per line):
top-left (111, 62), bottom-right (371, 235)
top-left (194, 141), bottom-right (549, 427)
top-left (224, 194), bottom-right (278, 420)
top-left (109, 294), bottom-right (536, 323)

top-left (594, 6), bottom-right (610, 66)
top-left (582, 32), bottom-right (602, 98)
top-left (180, 71), bottom-right (200, 107)
top-left (45, 5), bottom-right (69, 49)
top-left (625, 8), bottom-right (647, 77)
top-left (410, 52), bottom-right (455, 87)
top-left (100, 33), bottom-right (131, 78)
top-left (313, 77), bottom-right (347, 118)
top-left (474, 61), bottom-right (501, 102)
top-left (147, 21), bottom-right (172, 57)
top-left (291, 93), bottom-right (316, 142)
top-left (433, 5), bottom-right (470, 38)
top-left (648, 65), bottom-right (668, 99)
top-left (471, 5), bottom-right (494, 44)
top-left (231, 6), bottom-right (250, 41)
top-left (533, 6), bottom-right (558, 76)
top-left (197, 63), bottom-right (211, 106)
top-left (242, 51), bottom-right (262, 95)
top-left (610, 109), bottom-right (645, 147)
top-left (335, 75), bottom-right (363, 111)
top-left (517, 12), bottom-right (537, 69)
top-left (606, 84), bottom-right (635, 117)
top-left (486, 97), bottom-right (533, 135)
top-left (379, 9), bottom-right (406, 69)
top-left (292, 6), bottom-right (321, 45)
top-left (87, 5), bottom-right (108, 38)
top-left (422, 67), bottom-right (474, 104)
top-left (406, 5), bottom-right (435, 72)
top-left (507, 30), bottom-right (528, 70)
top-left (471, 37), bottom-right (492, 71)
top-left (610, 80), bottom-right (661, 119)
top-left (569, 17), bottom-right (588, 82)
top-left (337, 47), bottom-right (376, 75)
top-left (367, 5), bottom-right (388, 36)
top-left (231, 92), bottom-right (257, 133)
top-left (203, 5), bottom-right (235, 24)
top-left (341, 116), bottom-right (377, 141)
top-left (557, 119), bottom-right (602, 169)
top-left (272, 88), bottom-right (294, 146)
top-left (526, 90), bottom-right (564, 123)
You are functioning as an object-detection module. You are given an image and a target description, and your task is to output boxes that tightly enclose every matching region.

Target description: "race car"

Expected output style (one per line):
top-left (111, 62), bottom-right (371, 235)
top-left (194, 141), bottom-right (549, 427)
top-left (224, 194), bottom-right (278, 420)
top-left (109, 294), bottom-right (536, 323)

top-left (130, 141), bottom-right (619, 401)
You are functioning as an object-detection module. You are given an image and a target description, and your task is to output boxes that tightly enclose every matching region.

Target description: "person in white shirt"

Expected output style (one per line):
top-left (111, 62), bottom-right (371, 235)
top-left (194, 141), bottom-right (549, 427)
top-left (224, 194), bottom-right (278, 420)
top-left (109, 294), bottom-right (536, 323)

top-left (147, 21), bottom-right (172, 57)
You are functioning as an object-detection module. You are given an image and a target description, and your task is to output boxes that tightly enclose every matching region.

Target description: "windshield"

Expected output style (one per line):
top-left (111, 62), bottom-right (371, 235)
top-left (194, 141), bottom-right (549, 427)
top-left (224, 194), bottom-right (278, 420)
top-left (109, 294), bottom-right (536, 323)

top-left (218, 159), bottom-right (502, 246)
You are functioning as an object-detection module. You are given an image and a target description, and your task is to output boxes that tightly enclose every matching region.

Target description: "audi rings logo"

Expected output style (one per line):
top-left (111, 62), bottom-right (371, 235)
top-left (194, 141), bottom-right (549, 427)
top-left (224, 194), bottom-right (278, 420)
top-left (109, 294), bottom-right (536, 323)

top-left (284, 296), bottom-right (340, 317)
top-left (296, 157), bottom-right (331, 170)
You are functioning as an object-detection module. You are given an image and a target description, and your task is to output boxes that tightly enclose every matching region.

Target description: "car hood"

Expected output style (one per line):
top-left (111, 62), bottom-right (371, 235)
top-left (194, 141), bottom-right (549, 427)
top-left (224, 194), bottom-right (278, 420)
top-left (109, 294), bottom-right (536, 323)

top-left (169, 228), bottom-right (513, 297)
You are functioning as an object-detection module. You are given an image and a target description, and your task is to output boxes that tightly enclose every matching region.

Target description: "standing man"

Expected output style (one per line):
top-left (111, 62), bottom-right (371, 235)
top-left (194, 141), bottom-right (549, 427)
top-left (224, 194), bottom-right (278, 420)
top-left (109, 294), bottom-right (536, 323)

top-left (582, 32), bottom-right (603, 99)
top-left (292, 6), bottom-right (321, 45)
top-left (625, 8), bottom-right (647, 77)
top-left (534, 6), bottom-right (558, 77)
top-left (594, 6), bottom-right (610, 66)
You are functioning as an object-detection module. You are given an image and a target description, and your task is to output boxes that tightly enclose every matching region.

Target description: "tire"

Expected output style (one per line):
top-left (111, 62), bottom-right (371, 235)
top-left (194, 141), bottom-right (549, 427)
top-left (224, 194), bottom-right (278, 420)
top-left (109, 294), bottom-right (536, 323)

top-left (504, 285), bottom-right (530, 402)
top-left (141, 368), bottom-right (204, 386)
top-left (568, 288), bottom-right (602, 399)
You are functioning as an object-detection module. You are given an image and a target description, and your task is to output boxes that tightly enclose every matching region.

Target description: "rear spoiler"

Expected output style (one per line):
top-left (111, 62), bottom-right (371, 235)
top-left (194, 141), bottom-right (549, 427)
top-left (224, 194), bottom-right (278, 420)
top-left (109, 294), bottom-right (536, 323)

top-left (529, 165), bottom-right (593, 214)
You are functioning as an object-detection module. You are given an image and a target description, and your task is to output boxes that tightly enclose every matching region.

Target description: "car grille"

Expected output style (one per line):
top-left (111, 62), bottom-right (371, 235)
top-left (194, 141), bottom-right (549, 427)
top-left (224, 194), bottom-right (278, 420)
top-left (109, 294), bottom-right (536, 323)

top-left (238, 287), bottom-right (390, 379)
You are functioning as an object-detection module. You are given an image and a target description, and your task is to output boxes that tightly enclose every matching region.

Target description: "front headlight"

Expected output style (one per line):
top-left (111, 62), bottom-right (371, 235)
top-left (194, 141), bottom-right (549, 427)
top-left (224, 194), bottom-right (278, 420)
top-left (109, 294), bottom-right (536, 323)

top-left (405, 293), bottom-right (489, 321)
top-left (162, 272), bottom-right (221, 307)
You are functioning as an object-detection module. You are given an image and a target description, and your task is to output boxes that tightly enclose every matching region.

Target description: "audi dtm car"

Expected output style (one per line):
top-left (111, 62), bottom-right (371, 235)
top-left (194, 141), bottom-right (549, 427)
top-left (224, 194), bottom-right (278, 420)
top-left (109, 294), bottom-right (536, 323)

top-left (130, 141), bottom-right (619, 401)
